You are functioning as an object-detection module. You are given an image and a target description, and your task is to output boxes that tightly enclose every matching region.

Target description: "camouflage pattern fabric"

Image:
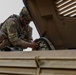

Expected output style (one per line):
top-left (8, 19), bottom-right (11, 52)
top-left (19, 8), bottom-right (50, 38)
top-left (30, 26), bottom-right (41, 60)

top-left (0, 15), bottom-right (33, 50)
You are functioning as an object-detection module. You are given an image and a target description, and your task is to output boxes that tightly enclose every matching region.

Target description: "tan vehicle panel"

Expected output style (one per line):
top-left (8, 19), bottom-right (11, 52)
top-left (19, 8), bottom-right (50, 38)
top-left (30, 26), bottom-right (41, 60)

top-left (23, 0), bottom-right (76, 49)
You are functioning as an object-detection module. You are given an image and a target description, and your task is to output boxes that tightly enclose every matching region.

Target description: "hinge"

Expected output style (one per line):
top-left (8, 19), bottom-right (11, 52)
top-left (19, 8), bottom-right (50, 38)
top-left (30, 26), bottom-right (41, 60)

top-left (35, 56), bottom-right (41, 75)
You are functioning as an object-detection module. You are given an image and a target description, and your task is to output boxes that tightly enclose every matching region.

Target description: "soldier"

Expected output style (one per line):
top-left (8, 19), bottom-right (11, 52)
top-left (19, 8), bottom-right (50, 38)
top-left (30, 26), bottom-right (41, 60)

top-left (0, 7), bottom-right (38, 51)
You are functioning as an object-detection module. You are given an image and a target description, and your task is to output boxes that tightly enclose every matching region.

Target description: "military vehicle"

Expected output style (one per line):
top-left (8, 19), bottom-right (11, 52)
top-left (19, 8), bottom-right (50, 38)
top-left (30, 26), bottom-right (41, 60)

top-left (0, 0), bottom-right (76, 75)
top-left (23, 0), bottom-right (76, 50)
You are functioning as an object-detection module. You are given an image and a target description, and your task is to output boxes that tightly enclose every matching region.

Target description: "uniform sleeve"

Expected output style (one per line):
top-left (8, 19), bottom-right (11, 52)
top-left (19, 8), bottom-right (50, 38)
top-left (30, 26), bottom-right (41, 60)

top-left (6, 19), bottom-right (30, 48)
top-left (28, 26), bottom-right (33, 42)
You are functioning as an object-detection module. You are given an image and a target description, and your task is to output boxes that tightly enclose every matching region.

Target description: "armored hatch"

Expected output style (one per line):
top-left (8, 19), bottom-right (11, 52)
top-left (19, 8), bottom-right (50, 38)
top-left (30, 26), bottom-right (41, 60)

top-left (23, 0), bottom-right (76, 50)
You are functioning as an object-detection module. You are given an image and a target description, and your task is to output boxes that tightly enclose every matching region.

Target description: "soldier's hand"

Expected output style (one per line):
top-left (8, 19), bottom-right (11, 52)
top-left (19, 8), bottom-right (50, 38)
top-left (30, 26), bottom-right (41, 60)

top-left (27, 42), bottom-right (38, 49)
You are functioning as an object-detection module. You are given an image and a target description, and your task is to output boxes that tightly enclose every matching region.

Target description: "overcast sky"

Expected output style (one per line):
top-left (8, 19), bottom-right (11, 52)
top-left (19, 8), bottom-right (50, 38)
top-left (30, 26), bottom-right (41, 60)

top-left (0, 0), bottom-right (40, 51)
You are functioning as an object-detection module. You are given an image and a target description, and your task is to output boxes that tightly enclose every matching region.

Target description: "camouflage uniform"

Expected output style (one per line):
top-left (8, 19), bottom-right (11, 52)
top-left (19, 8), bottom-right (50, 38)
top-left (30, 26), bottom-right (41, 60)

top-left (0, 15), bottom-right (33, 50)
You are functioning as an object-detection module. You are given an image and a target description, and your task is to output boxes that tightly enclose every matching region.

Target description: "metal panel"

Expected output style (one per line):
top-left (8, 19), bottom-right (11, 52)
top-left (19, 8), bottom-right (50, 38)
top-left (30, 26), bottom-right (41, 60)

top-left (0, 51), bottom-right (76, 75)
top-left (23, 0), bottom-right (76, 49)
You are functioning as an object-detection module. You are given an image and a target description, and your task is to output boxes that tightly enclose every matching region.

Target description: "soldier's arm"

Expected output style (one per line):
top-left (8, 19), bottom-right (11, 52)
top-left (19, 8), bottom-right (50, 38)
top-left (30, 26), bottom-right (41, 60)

top-left (28, 26), bottom-right (33, 42)
top-left (6, 19), bottom-right (33, 48)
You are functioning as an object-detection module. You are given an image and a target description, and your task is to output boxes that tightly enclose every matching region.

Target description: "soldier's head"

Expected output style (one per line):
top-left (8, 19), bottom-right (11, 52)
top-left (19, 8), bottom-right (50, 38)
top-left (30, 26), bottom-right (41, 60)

top-left (20, 7), bottom-right (32, 25)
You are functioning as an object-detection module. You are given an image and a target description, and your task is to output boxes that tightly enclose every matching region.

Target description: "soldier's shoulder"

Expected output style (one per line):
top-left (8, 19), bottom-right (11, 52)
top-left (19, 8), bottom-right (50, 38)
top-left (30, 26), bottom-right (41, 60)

top-left (7, 17), bottom-right (16, 22)
top-left (6, 15), bottom-right (19, 26)
top-left (7, 14), bottom-right (18, 22)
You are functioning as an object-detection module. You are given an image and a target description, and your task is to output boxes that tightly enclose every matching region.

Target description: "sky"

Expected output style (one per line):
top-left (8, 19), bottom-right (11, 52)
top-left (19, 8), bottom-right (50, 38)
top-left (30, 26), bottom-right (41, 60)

top-left (0, 0), bottom-right (40, 51)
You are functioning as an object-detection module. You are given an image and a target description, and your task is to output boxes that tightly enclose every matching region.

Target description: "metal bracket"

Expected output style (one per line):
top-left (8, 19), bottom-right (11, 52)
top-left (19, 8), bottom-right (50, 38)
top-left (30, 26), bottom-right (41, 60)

top-left (35, 56), bottom-right (41, 75)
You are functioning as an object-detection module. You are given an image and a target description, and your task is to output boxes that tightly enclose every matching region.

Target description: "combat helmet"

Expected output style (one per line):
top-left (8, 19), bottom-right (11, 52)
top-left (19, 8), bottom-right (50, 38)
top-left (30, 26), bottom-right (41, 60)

top-left (20, 7), bottom-right (32, 21)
